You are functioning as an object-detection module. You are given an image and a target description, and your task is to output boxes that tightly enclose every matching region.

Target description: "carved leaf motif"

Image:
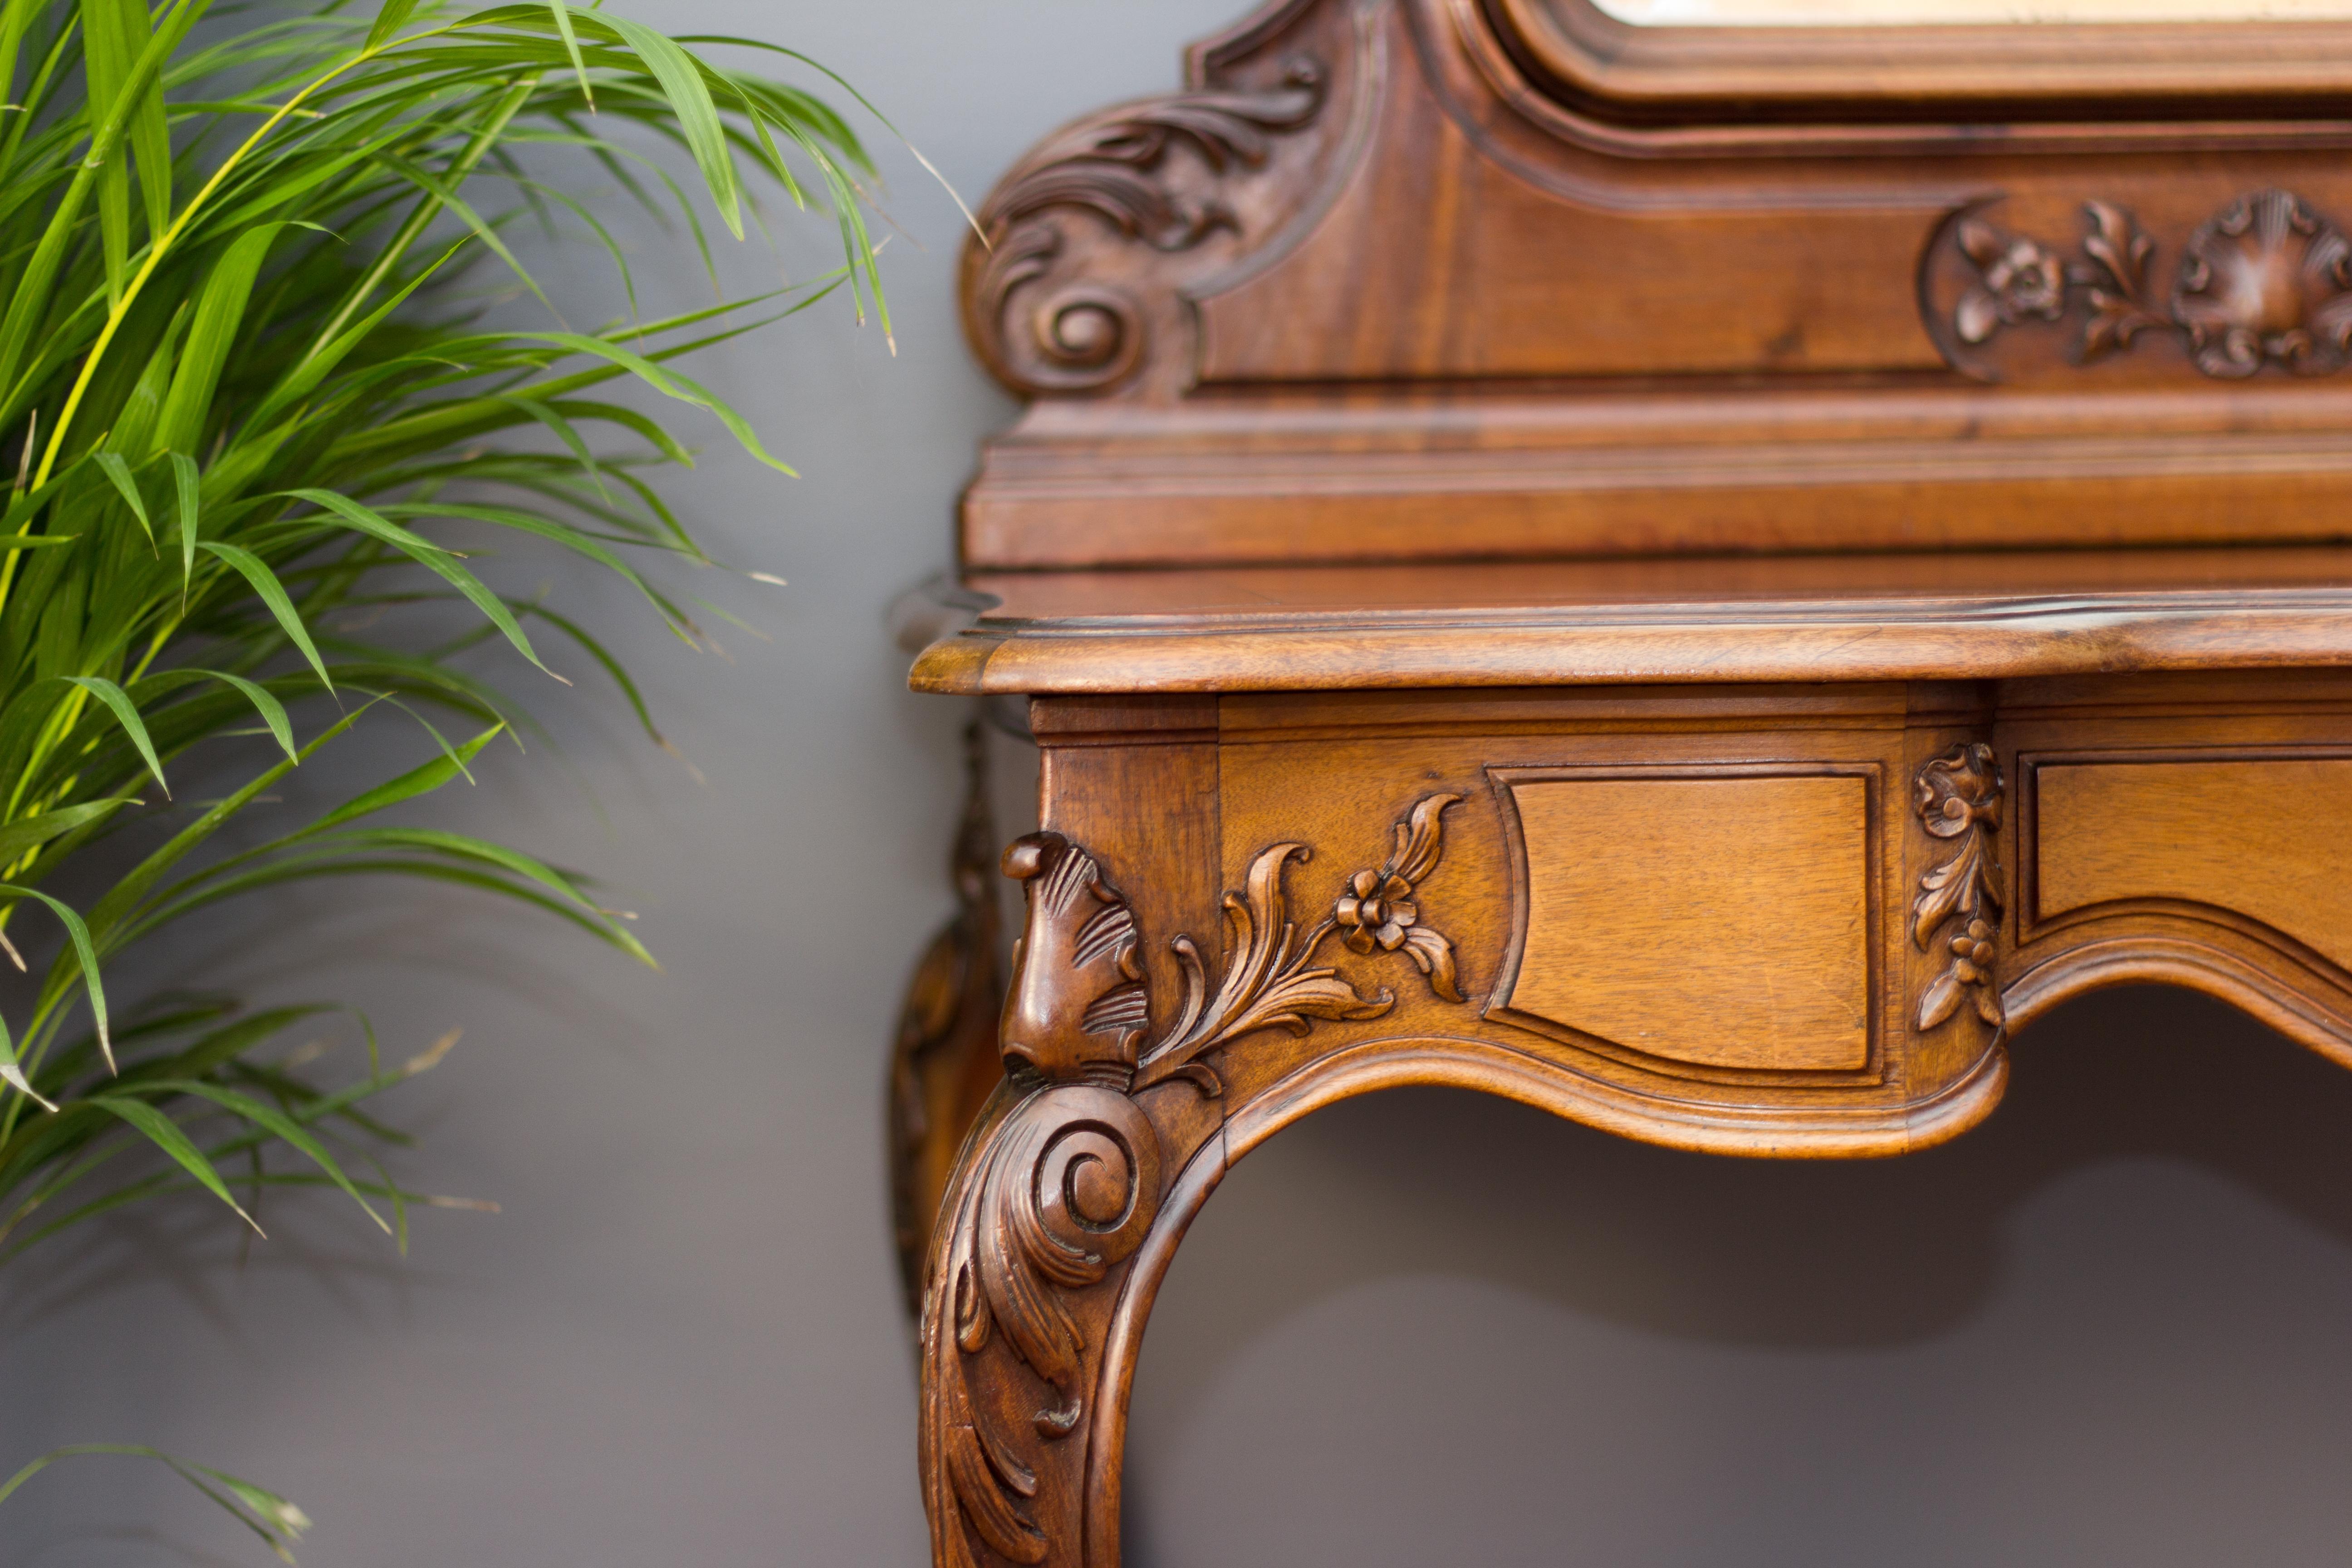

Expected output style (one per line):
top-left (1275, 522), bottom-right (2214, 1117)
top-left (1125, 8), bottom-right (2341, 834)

top-left (1135, 843), bottom-right (1392, 1092)
top-left (2081, 200), bottom-right (2153, 295)
top-left (1910, 745), bottom-right (2008, 1035)
top-left (1912, 832), bottom-right (1998, 950)
top-left (1956, 216), bottom-right (2007, 270)
top-left (1955, 289), bottom-right (2001, 347)
top-left (2078, 200), bottom-right (2166, 361)
top-left (1399, 923), bottom-right (1463, 1004)
top-left (981, 63), bottom-right (1325, 247)
top-left (1390, 793), bottom-right (1456, 886)
top-left (1916, 968), bottom-right (1964, 1031)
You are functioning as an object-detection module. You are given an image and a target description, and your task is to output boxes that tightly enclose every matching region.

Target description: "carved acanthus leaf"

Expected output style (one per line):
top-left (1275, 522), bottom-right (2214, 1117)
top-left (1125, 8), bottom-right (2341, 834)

top-left (980, 64), bottom-right (1324, 251)
top-left (923, 796), bottom-right (1466, 1568)
top-left (1133, 843), bottom-right (1393, 1096)
top-left (928, 1080), bottom-right (1161, 1567)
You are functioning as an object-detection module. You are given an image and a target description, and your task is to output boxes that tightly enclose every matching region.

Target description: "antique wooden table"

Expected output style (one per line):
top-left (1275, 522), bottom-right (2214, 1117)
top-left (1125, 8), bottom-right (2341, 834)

top-left (887, 2), bottom-right (2352, 1563)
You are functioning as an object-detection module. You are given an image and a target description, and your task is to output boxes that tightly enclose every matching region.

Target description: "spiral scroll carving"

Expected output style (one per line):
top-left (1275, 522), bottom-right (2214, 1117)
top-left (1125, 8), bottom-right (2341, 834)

top-left (964, 57), bottom-right (1327, 396)
top-left (926, 1083), bottom-right (1161, 1566)
top-left (921, 802), bottom-right (1465, 1567)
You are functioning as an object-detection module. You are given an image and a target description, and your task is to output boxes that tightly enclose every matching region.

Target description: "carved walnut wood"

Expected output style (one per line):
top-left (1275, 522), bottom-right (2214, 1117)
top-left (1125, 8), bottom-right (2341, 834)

top-left (902, 3), bottom-right (2352, 1562)
top-left (1911, 744), bottom-right (2008, 1035)
top-left (921, 797), bottom-right (1464, 1568)
top-left (963, 59), bottom-right (1327, 398)
top-left (909, 670), bottom-right (2352, 1567)
top-left (956, 0), bottom-right (2352, 568)
top-left (1941, 191), bottom-right (2352, 379)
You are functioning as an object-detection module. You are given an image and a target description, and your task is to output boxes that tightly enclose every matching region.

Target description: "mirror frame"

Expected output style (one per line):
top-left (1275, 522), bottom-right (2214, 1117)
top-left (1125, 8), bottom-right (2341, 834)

top-left (1490, 0), bottom-right (2352, 121)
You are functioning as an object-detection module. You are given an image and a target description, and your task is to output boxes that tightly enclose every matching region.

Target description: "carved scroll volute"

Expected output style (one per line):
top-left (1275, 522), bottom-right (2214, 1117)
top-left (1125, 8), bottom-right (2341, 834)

top-left (920, 802), bottom-right (1467, 1567)
top-left (960, 53), bottom-right (1329, 399)
top-left (923, 834), bottom-right (1165, 1568)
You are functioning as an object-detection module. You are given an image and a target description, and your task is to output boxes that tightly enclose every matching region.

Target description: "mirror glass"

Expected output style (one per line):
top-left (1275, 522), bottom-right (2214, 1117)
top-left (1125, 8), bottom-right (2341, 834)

top-left (1592, 0), bottom-right (2352, 21)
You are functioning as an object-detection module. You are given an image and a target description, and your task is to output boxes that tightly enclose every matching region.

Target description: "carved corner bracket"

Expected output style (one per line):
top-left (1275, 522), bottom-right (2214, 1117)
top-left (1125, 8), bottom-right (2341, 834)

top-left (1937, 189), bottom-right (2352, 379)
top-left (960, 54), bottom-right (1329, 398)
top-left (1911, 744), bottom-right (2006, 1033)
top-left (921, 794), bottom-right (1462, 1568)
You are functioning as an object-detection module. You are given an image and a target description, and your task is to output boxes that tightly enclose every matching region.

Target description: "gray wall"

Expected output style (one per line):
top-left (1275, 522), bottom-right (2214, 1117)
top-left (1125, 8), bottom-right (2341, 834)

top-left (13, 3), bottom-right (2352, 1565)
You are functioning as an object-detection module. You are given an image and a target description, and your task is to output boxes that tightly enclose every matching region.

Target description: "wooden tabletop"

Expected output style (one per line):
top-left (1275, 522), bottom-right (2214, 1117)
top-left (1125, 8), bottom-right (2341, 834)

top-left (908, 548), bottom-right (2352, 695)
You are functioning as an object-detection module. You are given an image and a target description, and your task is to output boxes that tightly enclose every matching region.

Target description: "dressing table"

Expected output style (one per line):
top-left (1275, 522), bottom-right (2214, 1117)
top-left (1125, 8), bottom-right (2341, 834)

top-left (885, 2), bottom-right (2352, 1561)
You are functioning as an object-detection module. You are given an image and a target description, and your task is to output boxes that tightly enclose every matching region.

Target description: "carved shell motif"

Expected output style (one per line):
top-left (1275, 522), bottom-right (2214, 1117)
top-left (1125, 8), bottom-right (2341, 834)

top-left (997, 834), bottom-right (1148, 1082)
top-left (1938, 189), bottom-right (2352, 378)
top-left (2175, 190), bottom-right (2352, 378)
top-left (922, 798), bottom-right (1464, 1567)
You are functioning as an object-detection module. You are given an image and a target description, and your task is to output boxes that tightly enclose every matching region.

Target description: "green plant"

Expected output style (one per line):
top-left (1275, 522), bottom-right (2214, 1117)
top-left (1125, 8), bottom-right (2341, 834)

top-left (0, 0), bottom-right (892, 1549)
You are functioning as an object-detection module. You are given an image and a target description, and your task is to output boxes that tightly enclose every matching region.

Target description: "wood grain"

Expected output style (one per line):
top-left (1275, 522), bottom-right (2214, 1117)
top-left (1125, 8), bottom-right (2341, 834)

top-left (2035, 756), bottom-right (2352, 969)
top-left (906, 673), bottom-right (2352, 1568)
top-left (950, 0), bottom-right (2352, 568)
top-left (1499, 774), bottom-right (1871, 1071)
top-left (900, 1), bottom-right (2352, 1561)
top-left (911, 553), bottom-right (2352, 695)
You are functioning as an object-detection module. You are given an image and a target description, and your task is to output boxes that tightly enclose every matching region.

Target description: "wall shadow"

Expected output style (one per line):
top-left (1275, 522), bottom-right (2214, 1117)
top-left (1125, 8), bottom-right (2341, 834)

top-left (1122, 984), bottom-right (2352, 1563)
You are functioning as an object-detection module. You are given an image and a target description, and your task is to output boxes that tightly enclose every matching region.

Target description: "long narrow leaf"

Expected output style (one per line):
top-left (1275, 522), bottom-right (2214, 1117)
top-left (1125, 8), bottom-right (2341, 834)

top-left (0, 882), bottom-right (112, 1068)
top-left (281, 488), bottom-right (552, 673)
top-left (61, 676), bottom-right (167, 795)
top-left (86, 1095), bottom-right (261, 1233)
top-left (198, 542), bottom-right (332, 692)
top-left (145, 1079), bottom-right (387, 1232)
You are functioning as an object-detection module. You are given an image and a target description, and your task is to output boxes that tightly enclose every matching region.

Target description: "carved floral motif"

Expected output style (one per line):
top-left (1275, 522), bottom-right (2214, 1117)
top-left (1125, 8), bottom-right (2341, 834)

top-left (1333, 792), bottom-right (1463, 1002)
top-left (922, 795), bottom-right (1463, 1567)
top-left (967, 57), bottom-right (1326, 395)
top-left (1941, 190), bottom-right (2352, 377)
top-left (1953, 219), bottom-right (2064, 345)
top-left (1911, 744), bottom-right (2006, 1032)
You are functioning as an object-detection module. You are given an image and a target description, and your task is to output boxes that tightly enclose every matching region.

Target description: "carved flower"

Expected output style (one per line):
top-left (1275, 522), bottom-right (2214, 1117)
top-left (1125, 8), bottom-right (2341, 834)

top-left (1948, 918), bottom-right (1997, 983)
top-left (1337, 868), bottom-right (1417, 955)
top-left (1955, 219), bottom-right (2065, 345)
top-left (1328, 794), bottom-right (1464, 1004)
top-left (1915, 741), bottom-right (2001, 839)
